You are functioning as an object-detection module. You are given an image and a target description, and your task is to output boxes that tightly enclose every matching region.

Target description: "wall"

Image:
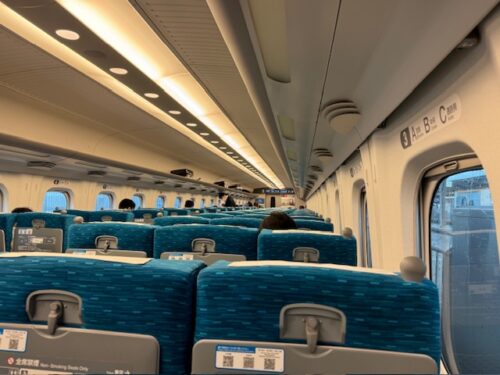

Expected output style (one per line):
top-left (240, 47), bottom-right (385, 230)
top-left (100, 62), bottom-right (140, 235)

top-left (307, 8), bottom-right (500, 271)
top-left (0, 171), bottom-right (221, 212)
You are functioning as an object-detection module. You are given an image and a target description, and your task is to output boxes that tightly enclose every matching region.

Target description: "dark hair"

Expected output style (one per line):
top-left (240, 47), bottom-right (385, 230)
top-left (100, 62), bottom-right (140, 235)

top-left (259, 212), bottom-right (297, 231)
top-left (11, 207), bottom-right (33, 214)
top-left (184, 199), bottom-right (194, 208)
top-left (118, 198), bottom-right (136, 210)
top-left (225, 196), bottom-right (236, 207)
top-left (299, 205), bottom-right (305, 209)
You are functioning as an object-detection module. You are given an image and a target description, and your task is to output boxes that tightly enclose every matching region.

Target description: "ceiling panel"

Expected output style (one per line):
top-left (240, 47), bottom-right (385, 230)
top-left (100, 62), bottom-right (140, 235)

top-left (133, 0), bottom-right (290, 186)
top-left (0, 25), bottom-right (263, 188)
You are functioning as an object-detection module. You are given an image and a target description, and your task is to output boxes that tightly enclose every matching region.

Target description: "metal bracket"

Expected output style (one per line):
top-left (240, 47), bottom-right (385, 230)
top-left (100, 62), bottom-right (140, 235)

top-left (95, 235), bottom-right (118, 252)
top-left (31, 219), bottom-right (45, 229)
top-left (280, 304), bottom-right (346, 353)
top-left (101, 215), bottom-right (113, 222)
top-left (293, 247), bottom-right (320, 263)
top-left (191, 238), bottom-right (216, 254)
top-left (26, 290), bottom-right (83, 335)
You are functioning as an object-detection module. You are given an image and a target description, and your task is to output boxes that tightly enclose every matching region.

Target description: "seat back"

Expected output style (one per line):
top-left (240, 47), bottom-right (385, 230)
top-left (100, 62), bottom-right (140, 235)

top-left (164, 208), bottom-right (190, 216)
top-left (258, 229), bottom-right (356, 265)
top-left (0, 254), bottom-right (204, 374)
top-left (294, 219), bottom-right (333, 232)
top-left (66, 209), bottom-right (91, 222)
top-left (198, 213), bottom-right (232, 219)
top-left (14, 212), bottom-right (76, 250)
top-left (88, 210), bottom-right (134, 223)
top-left (132, 209), bottom-right (163, 223)
top-left (210, 217), bottom-right (263, 229)
top-left (193, 260), bottom-right (440, 374)
top-left (68, 222), bottom-right (156, 257)
top-left (154, 224), bottom-right (258, 260)
top-left (0, 213), bottom-right (16, 251)
top-left (154, 216), bottom-right (210, 226)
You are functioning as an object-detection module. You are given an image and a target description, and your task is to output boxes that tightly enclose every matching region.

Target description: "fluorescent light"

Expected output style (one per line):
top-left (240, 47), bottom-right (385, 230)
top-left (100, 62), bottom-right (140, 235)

top-left (186, 123), bottom-right (197, 127)
top-left (219, 146), bottom-right (227, 150)
top-left (55, 0), bottom-right (284, 188)
top-left (210, 140), bottom-right (219, 144)
top-left (168, 110), bottom-right (181, 115)
top-left (109, 67), bottom-right (128, 75)
top-left (226, 151), bottom-right (234, 155)
top-left (200, 132), bottom-right (209, 137)
top-left (55, 29), bottom-right (80, 40)
top-left (144, 92), bottom-right (159, 98)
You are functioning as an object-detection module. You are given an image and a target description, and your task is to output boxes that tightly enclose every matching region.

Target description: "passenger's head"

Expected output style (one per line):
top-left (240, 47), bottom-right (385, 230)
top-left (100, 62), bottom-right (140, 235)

top-left (118, 198), bottom-right (136, 210)
top-left (11, 207), bottom-right (32, 214)
top-left (299, 205), bottom-right (305, 209)
top-left (184, 199), bottom-right (194, 208)
top-left (259, 212), bottom-right (297, 231)
top-left (225, 196), bottom-right (236, 207)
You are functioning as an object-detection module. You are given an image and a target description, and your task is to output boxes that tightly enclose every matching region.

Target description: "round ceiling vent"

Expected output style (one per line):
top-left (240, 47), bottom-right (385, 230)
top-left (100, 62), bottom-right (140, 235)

top-left (26, 161), bottom-right (56, 169)
top-left (322, 100), bottom-right (361, 134)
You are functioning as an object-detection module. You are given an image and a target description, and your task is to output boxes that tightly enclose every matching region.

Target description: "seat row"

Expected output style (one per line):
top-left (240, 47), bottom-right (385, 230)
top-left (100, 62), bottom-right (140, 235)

top-left (0, 253), bottom-right (440, 374)
top-left (0, 213), bottom-right (353, 265)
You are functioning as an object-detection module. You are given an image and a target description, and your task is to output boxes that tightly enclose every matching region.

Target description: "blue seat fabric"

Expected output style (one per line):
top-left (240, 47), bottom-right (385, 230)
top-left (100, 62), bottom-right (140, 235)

top-left (294, 219), bottom-right (333, 232)
top-left (88, 210), bottom-right (134, 222)
top-left (0, 214), bottom-right (16, 251)
top-left (154, 217), bottom-right (210, 226)
top-left (210, 217), bottom-right (262, 229)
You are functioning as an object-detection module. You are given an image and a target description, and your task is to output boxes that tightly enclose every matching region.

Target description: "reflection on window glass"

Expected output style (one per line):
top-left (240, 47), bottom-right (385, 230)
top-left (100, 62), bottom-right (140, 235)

top-left (156, 196), bottom-right (165, 209)
top-left (430, 169), bottom-right (499, 373)
top-left (96, 193), bottom-right (113, 210)
top-left (43, 191), bottom-right (68, 212)
top-left (200, 199), bottom-right (205, 209)
top-left (132, 195), bottom-right (143, 209)
top-left (174, 197), bottom-right (182, 209)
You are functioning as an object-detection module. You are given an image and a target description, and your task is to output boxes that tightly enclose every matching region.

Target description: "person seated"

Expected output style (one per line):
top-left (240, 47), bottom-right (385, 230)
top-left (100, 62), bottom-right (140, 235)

top-left (118, 198), bottom-right (136, 210)
top-left (259, 212), bottom-right (297, 232)
top-left (299, 205), bottom-right (305, 209)
top-left (184, 200), bottom-right (194, 208)
top-left (225, 195), bottom-right (236, 207)
top-left (11, 207), bottom-right (33, 213)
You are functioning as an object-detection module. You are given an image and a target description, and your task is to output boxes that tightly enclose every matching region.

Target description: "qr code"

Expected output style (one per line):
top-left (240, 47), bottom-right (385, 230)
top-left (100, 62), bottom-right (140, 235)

top-left (243, 357), bottom-right (254, 369)
top-left (222, 355), bottom-right (234, 368)
top-left (8, 339), bottom-right (19, 350)
top-left (264, 358), bottom-right (275, 370)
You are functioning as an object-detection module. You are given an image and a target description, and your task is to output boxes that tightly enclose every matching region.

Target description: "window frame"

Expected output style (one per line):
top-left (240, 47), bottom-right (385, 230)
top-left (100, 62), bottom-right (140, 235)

top-left (156, 195), bottom-right (166, 209)
top-left (132, 194), bottom-right (144, 209)
top-left (43, 188), bottom-right (71, 212)
top-left (95, 191), bottom-right (114, 210)
top-left (174, 196), bottom-right (183, 209)
top-left (421, 155), bottom-right (482, 374)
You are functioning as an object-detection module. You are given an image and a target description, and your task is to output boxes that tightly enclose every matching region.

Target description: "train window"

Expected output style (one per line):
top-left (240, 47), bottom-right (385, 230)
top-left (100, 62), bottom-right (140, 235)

top-left (200, 199), bottom-right (206, 209)
top-left (359, 187), bottom-right (372, 267)
top-left (424, 160), bottom-right (499, 374)
top-left (156, 195), bottom-right (165, 209)
top-left (43, 190), bottom-right (69, 212)
top-left (210, 199), bottom-right (214, 207)
top-left (174, 197), bottom-right (182, 208)
top-left (95, 192), bottom-right (113, 210)
top-left (132, 194), bottom-right (143, 209)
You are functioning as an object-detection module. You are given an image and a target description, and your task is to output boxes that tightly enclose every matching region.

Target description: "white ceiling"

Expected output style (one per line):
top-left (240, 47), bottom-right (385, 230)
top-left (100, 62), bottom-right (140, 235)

top-left (238, 0), bottom-right (498, 198)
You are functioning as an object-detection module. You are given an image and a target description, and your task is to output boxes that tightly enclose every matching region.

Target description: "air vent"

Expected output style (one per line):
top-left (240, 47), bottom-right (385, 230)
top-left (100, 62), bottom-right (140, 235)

top-left (322, 100), bottom-right (361, 134)
top-left (88, 170), bottom-right (106, 177)
top-left (189, 187), bottom-right (196, 190)
top-left (312, 148), bottom-right (333, 158)
top-left (127, 176), bottom-right (141, 181)
top-left (308, 175), bottom-right (318, 181)
top-left (26, 161), bottom-right (56, 169)
top-left (310, 165), bottom-right (323, 173)
top-left (154, 180), bottom-right (165, 185)
top-left (174, 184), bottom-right (182, 188)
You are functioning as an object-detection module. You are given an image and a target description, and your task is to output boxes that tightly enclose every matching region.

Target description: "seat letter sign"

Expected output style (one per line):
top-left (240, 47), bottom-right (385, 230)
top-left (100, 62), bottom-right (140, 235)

top-left (401, 94), bottom-right (461, 149)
